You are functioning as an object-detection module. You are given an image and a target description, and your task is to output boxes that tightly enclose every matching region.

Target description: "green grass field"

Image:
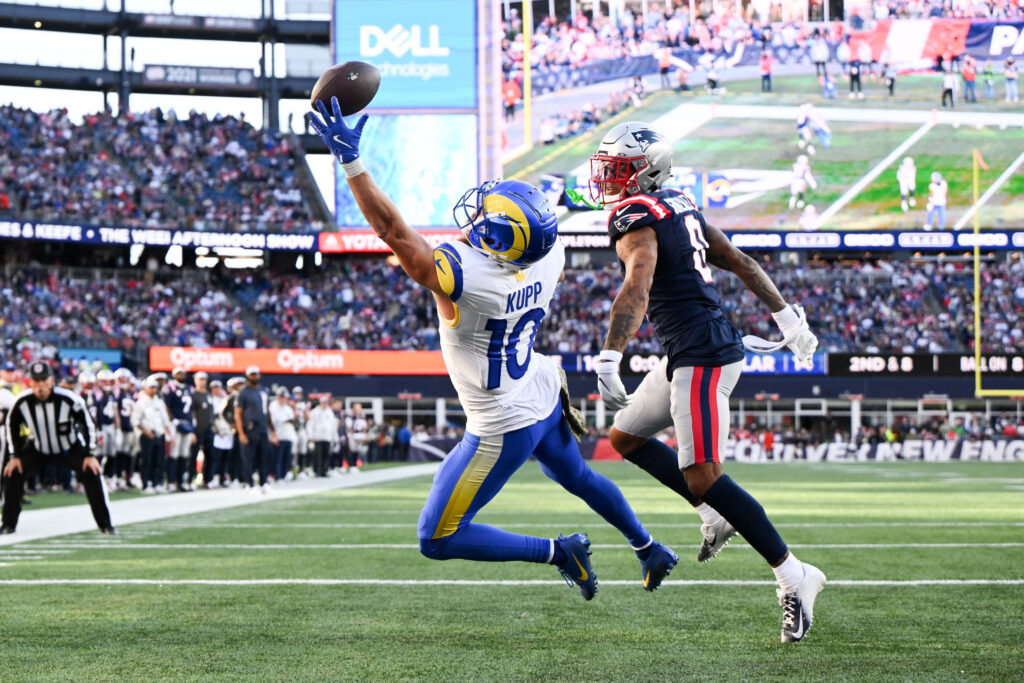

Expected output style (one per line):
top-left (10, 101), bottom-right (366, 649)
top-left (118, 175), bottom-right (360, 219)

top-left (1, 461), bottom-right (1022, 680)
top-left (507, 74), bottom-right (1024, 231)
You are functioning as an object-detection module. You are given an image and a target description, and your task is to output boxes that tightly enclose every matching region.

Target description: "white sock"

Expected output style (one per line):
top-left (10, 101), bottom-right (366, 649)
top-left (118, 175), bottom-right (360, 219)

top-left (695, 502), bottom-right (722, 526)
top-left (773, 553), bottom-right (804, 594)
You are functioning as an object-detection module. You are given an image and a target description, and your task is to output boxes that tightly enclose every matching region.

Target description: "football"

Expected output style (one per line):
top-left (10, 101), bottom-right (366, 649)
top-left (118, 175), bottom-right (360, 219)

top-left (310, 61), bottom-right (381, 116)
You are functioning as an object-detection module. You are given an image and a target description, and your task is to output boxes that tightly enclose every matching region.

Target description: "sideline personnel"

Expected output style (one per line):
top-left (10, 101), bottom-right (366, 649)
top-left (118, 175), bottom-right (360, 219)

top-left (2, 361), bottom-right (116, 534)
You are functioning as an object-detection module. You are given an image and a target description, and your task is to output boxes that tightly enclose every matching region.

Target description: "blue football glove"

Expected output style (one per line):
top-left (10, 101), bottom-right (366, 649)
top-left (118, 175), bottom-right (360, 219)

top-left (307, 96), bottom-right (368, 164)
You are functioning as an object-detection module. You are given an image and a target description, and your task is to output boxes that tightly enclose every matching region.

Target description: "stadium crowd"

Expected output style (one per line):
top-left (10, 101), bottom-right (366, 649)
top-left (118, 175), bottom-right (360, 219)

top-left (0, 105), bottom-right (315, 233)
top-left (2, 258), bottom-right (1021, 359)
top-left (0, 269), bottom-right (262, 359)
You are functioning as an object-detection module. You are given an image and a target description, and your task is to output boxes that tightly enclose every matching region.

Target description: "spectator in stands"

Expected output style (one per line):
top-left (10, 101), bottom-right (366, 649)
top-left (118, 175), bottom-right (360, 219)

top-left (983, 60), bottom-right (996, 99)
top-left (502, 79), bottom-right (520, 121)
top-left (883, 63), bottom-right (896, 96)
top-left (1006, 57), bottom-right (1020, 102)
top-left (760, 51), bottom-right (774, 92)
top-left (942, 69), bottom-right (958, 107)
top-left (848, 50), bottom-right (864, 99)
top-left (810, 32), bottom-right (830, 77)
top-left (962, 56), bottom-right (978, 102)
top-left (0, 105), bottom-right (315, 234)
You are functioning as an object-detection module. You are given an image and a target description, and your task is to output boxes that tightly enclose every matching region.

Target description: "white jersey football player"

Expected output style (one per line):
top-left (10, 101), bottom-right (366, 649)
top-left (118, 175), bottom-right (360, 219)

top-left (897, 157), bottom-right (917, 212)
top-left (796, 103), bottom-right (831, 156)
top-left (789, 155), bottom-right (818, 209)
top-left (308, 95), bottom-right (678, 599)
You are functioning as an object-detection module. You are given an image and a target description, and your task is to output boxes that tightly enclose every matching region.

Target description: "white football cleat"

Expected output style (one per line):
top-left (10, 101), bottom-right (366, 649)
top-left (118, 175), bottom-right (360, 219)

top-left (778, 562), bottom-right (827, 643)
top-left (698, 518), bottom-right (737, 563)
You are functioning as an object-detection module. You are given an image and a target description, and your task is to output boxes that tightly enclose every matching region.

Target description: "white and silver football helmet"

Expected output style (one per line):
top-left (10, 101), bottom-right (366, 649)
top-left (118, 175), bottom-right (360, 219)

top-left (589, 122), bottom-right (672, 206)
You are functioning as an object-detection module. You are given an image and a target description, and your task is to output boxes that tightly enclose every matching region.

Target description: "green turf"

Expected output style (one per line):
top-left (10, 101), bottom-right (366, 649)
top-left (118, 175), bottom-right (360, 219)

top-left (1, 461), bottom-right (1022, 680)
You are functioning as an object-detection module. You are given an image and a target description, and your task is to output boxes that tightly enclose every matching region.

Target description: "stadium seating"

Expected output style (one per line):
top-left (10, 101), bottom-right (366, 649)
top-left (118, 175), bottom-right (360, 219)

top-left (3, 258), bottom-right (1019, 358)
top-left (4, 259), bottom-right (1019, 358)
top-left (0, 105), bottom-right (314, 233)
top-left (0, 269), bottom-right (262, 361)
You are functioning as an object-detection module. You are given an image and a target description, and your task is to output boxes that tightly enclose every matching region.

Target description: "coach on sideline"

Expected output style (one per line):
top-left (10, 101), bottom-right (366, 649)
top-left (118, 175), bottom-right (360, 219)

top-left (235, 366), bottom-right (275, 492)
top-left (1, 361), bottom-right (116, 535)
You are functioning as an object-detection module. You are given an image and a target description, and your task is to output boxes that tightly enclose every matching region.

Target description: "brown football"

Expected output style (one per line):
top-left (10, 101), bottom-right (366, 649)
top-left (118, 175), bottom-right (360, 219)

top-left (310, 61), bottom-right (381, 116)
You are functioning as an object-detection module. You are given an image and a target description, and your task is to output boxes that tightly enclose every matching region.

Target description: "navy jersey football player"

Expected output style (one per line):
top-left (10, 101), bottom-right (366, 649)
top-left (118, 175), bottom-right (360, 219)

top-left (588, 122), bottom-right (825, 642)
top-left (308, 95), bottom-right (679, 600)
top-left (163, 368), bottom-right (197, 490)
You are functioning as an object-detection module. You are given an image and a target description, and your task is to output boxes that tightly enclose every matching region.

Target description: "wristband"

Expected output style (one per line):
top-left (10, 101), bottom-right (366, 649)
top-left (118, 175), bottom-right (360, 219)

top-left (595, 349), bottom-right (623, 372)
top-left (771, 304), bottom-right (798, 328)
top-left (341, 158), bottom-right (366, 178)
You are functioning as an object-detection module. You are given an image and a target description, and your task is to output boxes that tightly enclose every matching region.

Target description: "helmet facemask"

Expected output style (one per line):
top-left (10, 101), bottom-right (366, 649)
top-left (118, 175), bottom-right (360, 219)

top-left (588, 155), bottom-right (648, 206)
top-left (452, 180), bottom-right (557, 268)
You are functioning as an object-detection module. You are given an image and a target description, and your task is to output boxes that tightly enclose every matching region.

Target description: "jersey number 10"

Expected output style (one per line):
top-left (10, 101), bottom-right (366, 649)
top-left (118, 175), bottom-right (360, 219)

top-left (484, 308), bottom-right (546, 390)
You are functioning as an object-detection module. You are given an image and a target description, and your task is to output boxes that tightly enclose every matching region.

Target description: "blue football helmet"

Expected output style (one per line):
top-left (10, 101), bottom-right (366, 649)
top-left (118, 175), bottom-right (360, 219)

top-left (452, 179), bottom-right (558, 268)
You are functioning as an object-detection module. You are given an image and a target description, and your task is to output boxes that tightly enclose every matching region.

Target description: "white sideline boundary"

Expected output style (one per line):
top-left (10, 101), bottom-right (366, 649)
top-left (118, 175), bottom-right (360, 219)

top-left (817, 121), bottom-right (934, 226)
top-left (19, 542), bottom-right (1024, 551)
top-left (0, 578), bottom-right (1020, 587)
top-left (952, 149), bottom-right (1024, 230)
top-left (0, 463), bottom-right (440, 547)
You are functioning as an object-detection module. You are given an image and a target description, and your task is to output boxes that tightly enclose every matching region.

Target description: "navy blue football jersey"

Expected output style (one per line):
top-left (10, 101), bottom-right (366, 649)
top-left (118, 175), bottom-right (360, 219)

top-left (95, 392), bottom-right (116, 427)
top-left (163, 382), bottom-right (195, 433)
top-left (607, 188), bottom-right (744, 372)
top-left (116, 390), bottom-right (136, 433)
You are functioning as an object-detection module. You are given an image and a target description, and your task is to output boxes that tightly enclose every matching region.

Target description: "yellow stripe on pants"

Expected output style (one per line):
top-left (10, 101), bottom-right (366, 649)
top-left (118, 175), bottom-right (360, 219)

top-left (432, 435), bottom-right (503, 539)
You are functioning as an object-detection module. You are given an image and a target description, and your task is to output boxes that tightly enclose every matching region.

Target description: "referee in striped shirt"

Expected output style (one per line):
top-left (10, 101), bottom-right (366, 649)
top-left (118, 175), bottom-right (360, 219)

top-left (1, 361), bottom-right (115, 535)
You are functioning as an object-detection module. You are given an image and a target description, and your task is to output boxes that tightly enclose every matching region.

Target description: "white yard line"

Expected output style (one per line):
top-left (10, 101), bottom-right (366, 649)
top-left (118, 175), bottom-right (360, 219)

top-left (817, 121), bottom-right (934, 226)
top-left (56, 521), bottom-right (1020, 531)
top-left (693, 103), bottom-right (1024, 127)
top-left (0, 463), bottom-right (440, 547)
top-left (20, 542), bottom-right (1024, 551)
top-left (0, 578), bottom-right (1020, 587)
top-left (952, 149), bottom-right (1024, 230)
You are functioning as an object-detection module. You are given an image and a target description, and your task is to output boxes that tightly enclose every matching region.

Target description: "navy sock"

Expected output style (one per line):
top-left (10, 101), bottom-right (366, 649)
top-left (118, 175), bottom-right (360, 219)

top-left (622, 439), bottom-right (698, 506)
top-left (551, 542), bottom-right (567, 566)
top-left (419, 524), bottom-right (552, 563)
top-left (702, 475), bottom-right (788, 565)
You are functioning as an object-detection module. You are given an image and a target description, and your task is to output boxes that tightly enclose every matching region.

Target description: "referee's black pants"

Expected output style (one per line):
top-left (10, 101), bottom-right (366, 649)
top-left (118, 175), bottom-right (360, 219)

top-left (2, 449), bottom-right (112, 530)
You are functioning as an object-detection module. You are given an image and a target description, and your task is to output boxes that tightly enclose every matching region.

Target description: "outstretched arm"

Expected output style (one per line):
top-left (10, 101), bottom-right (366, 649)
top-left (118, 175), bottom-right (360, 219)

top-left (704, 220), bottom-right (818, 362)
top-left (603, 227), bottom-right (658, 352)
top-left (308, 97), bottom-right (442, 295)
top-left (703, 221), bottom-right (786, 313)
top-left (345, 172), bottom-right (440, 293)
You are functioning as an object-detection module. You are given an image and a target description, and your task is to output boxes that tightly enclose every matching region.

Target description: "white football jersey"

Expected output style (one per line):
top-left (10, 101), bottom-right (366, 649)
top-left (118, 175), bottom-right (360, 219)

top-left (433, 239), bottom-right (565, 436)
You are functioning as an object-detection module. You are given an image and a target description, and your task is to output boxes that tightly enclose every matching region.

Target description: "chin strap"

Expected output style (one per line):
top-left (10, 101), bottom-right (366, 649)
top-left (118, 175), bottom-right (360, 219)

top-left (742, 305), bottom-right (807, 355)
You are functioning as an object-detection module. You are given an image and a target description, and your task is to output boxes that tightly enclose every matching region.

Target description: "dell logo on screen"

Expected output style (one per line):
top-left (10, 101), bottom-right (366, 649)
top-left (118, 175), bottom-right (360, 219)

top-left (360, 25), bottom-right (450, 58)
